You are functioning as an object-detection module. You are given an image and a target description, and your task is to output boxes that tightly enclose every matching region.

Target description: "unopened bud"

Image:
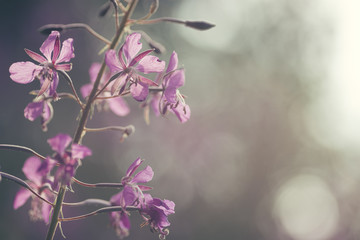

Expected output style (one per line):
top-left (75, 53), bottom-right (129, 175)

top-left (120, 125), bottom-right (135, 142)
top-left (149, 41), bottom-right (166, 54)
top-left (185, 21), bottom-right (215, 31)
top-left (38, 24), bottom-right (64, 35)
top-left (99, 1), bottom-right (111, 17)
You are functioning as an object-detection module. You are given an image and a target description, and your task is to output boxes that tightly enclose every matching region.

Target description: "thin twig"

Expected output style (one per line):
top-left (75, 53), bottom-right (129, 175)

top-left (39, 23), bottom-right (111, 44)
top-left (0, 172), bottom-right (54, 206)
top-left (63, 198), bottom-right (110, 207)
top-left (0, 144), bottom-right (46, 160)
top-left (59, 206), bottom-right (138, 222)
top-left (73, 177), bottom-right (124, 188)
top-left (58, 71), bottom-right (84, 109)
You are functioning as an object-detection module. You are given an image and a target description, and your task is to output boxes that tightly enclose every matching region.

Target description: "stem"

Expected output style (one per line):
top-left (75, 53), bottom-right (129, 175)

top-left (59, 206), bottom-right (137, 222)
top-left (0, 144), bottom-right (46, 160)
top-left (85, 125), bottom-right (134, 133)
top-left (63, 198), bottom-right (110, 207)
top-left (58, 70), bottom-right (84, 108)
top-left (39, 23), bottom-right (111, 44)
top-left (73, 177), bottom-right (124, 188)
top-left (46, 185), bottom-right (66, 240)
top-left (45, 1), bottom-right (139, 239)
top-left (0, 172), bottom-right (53, 206)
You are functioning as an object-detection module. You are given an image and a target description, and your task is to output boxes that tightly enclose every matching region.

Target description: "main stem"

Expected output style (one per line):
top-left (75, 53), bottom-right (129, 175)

top-left (45, 1), bottom-right (139, 239)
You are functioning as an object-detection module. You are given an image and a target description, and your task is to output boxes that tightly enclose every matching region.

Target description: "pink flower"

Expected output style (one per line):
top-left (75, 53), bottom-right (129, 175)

top-left (47, 133), bottom-right (92, 189)
top-left (81, 63), bottom-right (130, 117)
top-left (109, 158), bottom-right (153, 238)
top-left (140, 193), bottom-right (175, 239)
top-left (109, 211), bottom-right (131, 239)
top-left (149, 51), bottom-right (191, 123)
top-left (9, 31), bottom-right (74, 97)
top-left (24, 98), bottom-right (53, 131)
top-left (105, 33), bottom-right (165, 101)
top-left (13, 156), bottom-right (55, 224)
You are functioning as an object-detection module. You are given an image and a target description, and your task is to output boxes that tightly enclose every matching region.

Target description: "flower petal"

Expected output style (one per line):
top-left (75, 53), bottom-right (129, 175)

top-left (24, 49), bottom-right (47, 63)
top-left (80, 83), bottom-right (93, 99)
top-left (126, 158), bottom-right (143, 177)
top-left (130, 81), bottom-right (149, 102)
top-left (37, 78), bottom-right (52, 97)
top-left (138, 185), bottom-right (153, 191)
top-left (172, 102), bottom-right (191, 123)
top-left (136, 55), bottom-right (165, 74)
top-left (24, 101), bottom-right (44, 121)
top-left (150, 93), bottom-right (162, 117)
top-left (123, 33), bottom-right (142, 63)
top-left (40, 31), bottom-right (59, 61)
top-left (89, 62), bottom-right (102, 83)
top-left (52, 34), bottom-right (61, 63)
top-left (71, 144), bottom-right (92, 159)
top-left (42, 200), bottom-right (52, 224)
top-left (164, 69), bottom-right (185, 103)
top-left (13, 188), bottom-right (32, 210)
top-left (107, 96), bottom-right (130, 117)
top-left (165, 69), bottom-right (185, 89)
top-left (166, 51), bottom-right (178, 73)
top-left (122, 185), bottom-right (138, 207)
top-left (9, 62), bottom-right (42, 84)
top-left (48, 72), bottom-right (59, 97)
top-left (129, 49), bottom-right (153, 67)
top-left (41, 101), bottom-right (53, 131)
top-left (56, 38), bottom-right (74, 63)
top-left (55, 63), bottom-right (72, 71)
top-left (22, 156), bottom-right (43, 185)
top-left (110, 72), bottom-right (127, 96)
top-left (47, 133), bottom-right (72, 154)
top-left (105, 49), bottom-right (123, 74)
top-left (138, 75), bottom-right (158, 86)
top-left (131, 166), bottom-right (154, 184)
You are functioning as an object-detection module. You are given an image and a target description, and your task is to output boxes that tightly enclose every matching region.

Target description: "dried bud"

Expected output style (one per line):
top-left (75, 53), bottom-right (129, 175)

top-left (99, 1), bottom-right (111, 17)
top-left (149, 41), bottom-right (166, 54)
top-left (185, 21), bottom-right (215, 31)
top-left (120, 125), bottom-right (135, 142)
top-left (38, 24), bottom-right (64, 35)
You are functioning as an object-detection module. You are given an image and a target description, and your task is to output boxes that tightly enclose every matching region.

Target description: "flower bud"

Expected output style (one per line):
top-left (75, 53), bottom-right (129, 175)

top-left (185, 21), bottom-right (215, 30)
top-left (98, 2), bottom-right (111, 17)
top-left (149, 41), bottom-right (166, 54)
top-left (38, 24), bottom-right (64, 35)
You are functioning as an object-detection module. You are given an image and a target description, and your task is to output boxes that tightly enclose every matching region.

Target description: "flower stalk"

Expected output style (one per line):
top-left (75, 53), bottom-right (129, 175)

top-left (45, 1), bottom-right (139, 239)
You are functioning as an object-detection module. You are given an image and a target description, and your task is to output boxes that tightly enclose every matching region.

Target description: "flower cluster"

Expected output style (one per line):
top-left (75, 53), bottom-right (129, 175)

top-left (13, 133), bottom-right (91, 222)
top-left (13, 156), bottom-right (55, 224)
top-left (3, 1), bottom-right (213, 237)
top-left (81, 32), bottom-right (191, 123)
top-left (109, 158), bottom-right (174, 239)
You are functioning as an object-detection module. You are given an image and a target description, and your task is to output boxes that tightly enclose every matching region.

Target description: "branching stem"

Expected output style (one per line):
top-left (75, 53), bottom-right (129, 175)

top-left (45, 1), bottom-right (139, 239)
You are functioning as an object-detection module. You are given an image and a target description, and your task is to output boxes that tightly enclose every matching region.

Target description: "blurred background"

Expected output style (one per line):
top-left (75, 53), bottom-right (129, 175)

top-left (1, 0), bottom-right (360, 239)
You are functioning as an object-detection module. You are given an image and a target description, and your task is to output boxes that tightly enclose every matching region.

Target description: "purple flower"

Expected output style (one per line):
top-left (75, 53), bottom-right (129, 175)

top-left (105, 33), bottom-right (165, 101)
top-left (13, 156), bottom-right (55, 224)
top-left (47, 133), bottom-right (91, 188)
top-left (140, 193), bottom-right (175, 239)
top-left (24, 98), bottom-right (54, 131)
top-left (80, 63), bottom-right (130, 117)
top-left (110, 211), bottom-right (131, 239)
top-left (111, 158), bottom-right (153, 208)
top-left (9, 31), bottom-right (74, 97)
top-left (148, 51), bottom-right (191, 123)
top-left (109, 158), bottom-right (153, 238)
